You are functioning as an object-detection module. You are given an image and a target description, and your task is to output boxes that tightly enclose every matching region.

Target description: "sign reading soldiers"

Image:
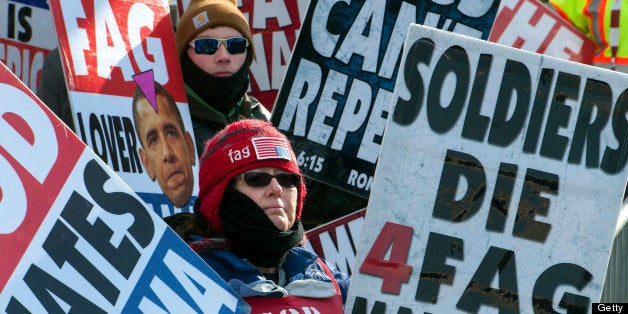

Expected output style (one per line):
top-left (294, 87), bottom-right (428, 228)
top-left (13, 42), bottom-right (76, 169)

top-left (346, 24), bottom-right (628, 313)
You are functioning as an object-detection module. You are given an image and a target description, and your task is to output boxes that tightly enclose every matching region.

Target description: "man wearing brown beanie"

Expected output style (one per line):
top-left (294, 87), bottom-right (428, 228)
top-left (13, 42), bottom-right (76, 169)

top-left (175, 0), bottom-right (367, 233)
top-left (175, 0), bottom-right (270, 155)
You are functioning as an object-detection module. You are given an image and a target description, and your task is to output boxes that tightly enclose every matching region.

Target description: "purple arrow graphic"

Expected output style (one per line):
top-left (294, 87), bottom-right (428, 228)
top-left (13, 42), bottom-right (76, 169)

top-left (132, 69), bottom-right (157, 112)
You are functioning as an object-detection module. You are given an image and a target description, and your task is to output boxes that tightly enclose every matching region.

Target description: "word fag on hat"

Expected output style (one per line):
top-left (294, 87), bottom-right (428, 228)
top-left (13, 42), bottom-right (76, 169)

top-left (197, 119), bottom-right (305, 233)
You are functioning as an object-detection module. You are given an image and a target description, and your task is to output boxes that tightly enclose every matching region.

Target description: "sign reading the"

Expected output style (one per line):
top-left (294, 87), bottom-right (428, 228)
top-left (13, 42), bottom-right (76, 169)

top-left (490, 0), bottom-right (595, 64)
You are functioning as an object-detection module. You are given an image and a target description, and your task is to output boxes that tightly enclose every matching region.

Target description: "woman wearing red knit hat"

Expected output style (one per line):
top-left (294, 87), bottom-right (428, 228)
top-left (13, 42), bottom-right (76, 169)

top-left (165, 119), bottom-right (349, 312)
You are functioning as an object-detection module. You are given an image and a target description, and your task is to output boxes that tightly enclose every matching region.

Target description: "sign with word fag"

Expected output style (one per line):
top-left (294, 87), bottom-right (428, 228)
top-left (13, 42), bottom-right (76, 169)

top-left (346, 24), bottom-right (628, 313)
top-left (49, 0), bottom-right (199, 218)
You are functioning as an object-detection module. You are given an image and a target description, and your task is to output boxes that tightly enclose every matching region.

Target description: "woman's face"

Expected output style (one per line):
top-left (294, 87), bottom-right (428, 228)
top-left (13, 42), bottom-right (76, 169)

top-left (187, 26), bottom-right (247, 77)
top-left (234, 167), bottom-right (299, 232)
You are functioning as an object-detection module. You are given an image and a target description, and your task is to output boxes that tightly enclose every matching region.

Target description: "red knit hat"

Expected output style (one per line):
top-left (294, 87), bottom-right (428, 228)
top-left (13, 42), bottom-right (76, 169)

top-left (198, 119), bottom-right (305, 233)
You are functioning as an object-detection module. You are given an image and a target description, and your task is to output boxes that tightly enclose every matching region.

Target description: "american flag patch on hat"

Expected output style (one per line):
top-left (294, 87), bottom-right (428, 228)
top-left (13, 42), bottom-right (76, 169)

top-left (252, 137), bottom-right (291, 161)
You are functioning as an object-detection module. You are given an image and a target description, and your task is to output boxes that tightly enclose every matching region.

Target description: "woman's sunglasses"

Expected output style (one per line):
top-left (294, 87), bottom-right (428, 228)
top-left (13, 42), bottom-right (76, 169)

top-left (238, 172), bottom-right (301, 188)
top-left (190, 37), bottom-right (249, 55)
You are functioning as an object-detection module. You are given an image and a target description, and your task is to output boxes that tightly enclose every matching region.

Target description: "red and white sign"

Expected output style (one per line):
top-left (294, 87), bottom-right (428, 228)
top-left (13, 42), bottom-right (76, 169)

top-left (305, 208), bottom-right (366, 275)
top-left (490, 0), bottom-right (595, 64)
top-left (0, 0), bottom-right (57, 92)
top-left (0, 58), bottom-right (83, 293)
top-left (50, 0), bottom-right (182, 99)
top-left (49, 0), bottom-right (198, 217)
top-left (0, 61), bottom-right (250, 313)
top-left (240, 0), bottom-right (309, 111)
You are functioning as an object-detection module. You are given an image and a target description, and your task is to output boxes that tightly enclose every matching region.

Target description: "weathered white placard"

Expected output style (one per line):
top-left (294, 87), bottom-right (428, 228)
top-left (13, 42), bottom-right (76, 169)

top-left (346, 24), bottom-right (628, 313)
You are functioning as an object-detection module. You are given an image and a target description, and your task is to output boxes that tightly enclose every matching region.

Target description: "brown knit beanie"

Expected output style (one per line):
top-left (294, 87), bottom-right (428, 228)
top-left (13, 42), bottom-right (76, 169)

top-left (175, 0), bottom-right (254, 64)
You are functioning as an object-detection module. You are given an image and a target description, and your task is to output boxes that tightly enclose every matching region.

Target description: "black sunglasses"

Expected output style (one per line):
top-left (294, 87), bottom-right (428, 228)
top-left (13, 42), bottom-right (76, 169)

top-left (239, 172), bottom-right (301, 188)
top-left (190, 37), bottom-right (249, 55)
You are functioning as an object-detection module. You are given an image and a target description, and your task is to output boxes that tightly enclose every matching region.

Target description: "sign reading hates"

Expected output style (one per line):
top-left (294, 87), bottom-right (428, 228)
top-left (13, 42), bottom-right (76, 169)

top-left (270, 0), bottom-right (501, 198)
top-left (49, 0), bottom-right (199, 218)
top-left (346, 24), bottom-right (628, 313)
top-left (0, 61), bottom-right (249, 313)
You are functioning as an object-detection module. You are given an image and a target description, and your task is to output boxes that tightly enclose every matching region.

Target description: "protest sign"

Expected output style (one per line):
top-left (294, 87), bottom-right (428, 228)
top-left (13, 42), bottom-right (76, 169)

top-left (49, 0), bottom-right (198, 218)
top-left (0, 61), bottom-right (250, 313)
top-left (490, 0), bottom-right (595, 64)
top-left (346, 24), bottom-right (628, 313)
top-left (270, 0), bottom-right (502, 198)
top-left (240, 0), bottom-right (309, 110)
top-left (305, 208), bottom-right (365, 275)
top-left (0, 0), bottom-right (56, 92)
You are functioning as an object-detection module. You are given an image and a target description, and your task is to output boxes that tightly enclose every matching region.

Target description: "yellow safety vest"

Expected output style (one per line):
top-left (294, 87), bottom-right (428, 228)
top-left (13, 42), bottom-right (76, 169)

top-left (550, 0), bottom-right (628, 69)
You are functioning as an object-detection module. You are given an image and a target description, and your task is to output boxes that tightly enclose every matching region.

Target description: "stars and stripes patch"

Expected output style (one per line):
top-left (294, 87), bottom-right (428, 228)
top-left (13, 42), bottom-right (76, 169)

top-left (252, 137), bottom-right (292, 161)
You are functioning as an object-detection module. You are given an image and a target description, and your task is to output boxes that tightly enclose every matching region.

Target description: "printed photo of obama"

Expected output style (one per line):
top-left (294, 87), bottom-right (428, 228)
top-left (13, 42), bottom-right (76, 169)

top-left (132, 80), bottom-right (196, 210)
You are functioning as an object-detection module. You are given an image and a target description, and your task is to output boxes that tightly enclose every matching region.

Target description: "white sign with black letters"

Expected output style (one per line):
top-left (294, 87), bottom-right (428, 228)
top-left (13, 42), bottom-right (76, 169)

top-left (346, 24), bottom-right (628, 313)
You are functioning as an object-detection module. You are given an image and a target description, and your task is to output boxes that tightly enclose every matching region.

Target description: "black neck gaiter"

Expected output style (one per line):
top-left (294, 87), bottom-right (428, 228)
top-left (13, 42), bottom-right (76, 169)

top-left (181, 53), bottom-right (250, 114)
top-left (219, 186), bottom-right (304, 268)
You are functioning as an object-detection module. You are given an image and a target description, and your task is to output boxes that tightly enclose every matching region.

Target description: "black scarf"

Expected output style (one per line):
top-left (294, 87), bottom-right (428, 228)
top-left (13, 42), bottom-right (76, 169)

top-left (219, 186), bottom-right (304, 268)
top-left (181, 53), bottom-right (250, 114)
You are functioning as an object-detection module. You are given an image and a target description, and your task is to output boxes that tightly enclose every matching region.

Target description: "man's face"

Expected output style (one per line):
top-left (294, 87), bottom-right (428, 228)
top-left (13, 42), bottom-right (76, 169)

top-left (137, 95), bottom-right (195, 207)
top-left (187, 26), bottom-right (247, 77)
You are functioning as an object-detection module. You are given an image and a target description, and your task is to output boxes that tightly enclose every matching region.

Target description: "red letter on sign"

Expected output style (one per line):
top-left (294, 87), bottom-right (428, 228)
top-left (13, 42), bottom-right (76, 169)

top-left (359, 221), bottom-right (413, 294)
